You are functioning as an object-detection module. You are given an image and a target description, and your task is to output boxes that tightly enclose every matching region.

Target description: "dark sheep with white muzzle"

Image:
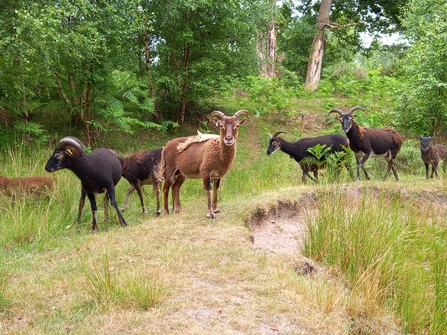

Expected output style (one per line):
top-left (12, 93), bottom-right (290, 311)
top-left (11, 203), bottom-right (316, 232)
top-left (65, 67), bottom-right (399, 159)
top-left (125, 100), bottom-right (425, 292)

top-left (266, 131), bottom-right (353, 183)
top-left (45, 136), bottom-right (127, 232)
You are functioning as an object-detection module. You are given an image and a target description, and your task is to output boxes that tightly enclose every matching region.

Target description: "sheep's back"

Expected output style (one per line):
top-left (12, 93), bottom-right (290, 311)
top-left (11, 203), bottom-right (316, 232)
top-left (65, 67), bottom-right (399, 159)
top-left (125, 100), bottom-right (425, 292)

top-left (367, 128), bottom-right (402, 154)
top-left (162, 137), bottom-right (217, 179)
top-left (122, 149), bottom-right (162, 182)
top-left (75, 149), bottom-right (122, 192)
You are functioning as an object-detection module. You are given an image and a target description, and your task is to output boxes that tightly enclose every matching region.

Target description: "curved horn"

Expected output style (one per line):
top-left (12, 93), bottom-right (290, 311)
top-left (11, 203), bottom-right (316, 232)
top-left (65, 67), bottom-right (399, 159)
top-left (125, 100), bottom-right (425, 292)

top-left (329, 108), bottom-right (344, 116)
top-left (56, 136), bottom-right (85, 154)
top-left (210, 111), bottom-right (225, 120)
top-left (234, 110), bottom-right (250, 119)
top-left (348, 106), bottom-right (364, 115)
top-left (272, 131), bottom-right (287, 138)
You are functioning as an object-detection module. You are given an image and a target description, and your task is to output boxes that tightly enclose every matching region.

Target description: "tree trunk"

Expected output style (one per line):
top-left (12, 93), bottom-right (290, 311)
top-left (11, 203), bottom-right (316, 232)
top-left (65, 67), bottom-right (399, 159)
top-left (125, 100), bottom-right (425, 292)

top-left (143, 18), bottom-right (158, 120)
top-left (177, 42), bottom-right (190, 125)
top-left (55, 72), bottom-right (71, 107)
top-left (256, 31), bottom-right (267, 75)
top-left (84, 79), bottom-right (92, 146)
top-left (304, 0), bottom-right (334, 91)
top-left (266, 21), bottom-right (276, 78)
top-left (257, 16), bottom-right (277, 78)
top-left (304, 32), bottom-right (325, 91)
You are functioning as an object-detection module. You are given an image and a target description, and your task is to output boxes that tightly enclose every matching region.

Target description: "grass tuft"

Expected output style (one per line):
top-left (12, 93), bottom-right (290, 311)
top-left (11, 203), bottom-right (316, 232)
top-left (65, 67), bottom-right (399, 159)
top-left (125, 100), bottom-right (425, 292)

top-left (304, 187), bottom-right (447, 334)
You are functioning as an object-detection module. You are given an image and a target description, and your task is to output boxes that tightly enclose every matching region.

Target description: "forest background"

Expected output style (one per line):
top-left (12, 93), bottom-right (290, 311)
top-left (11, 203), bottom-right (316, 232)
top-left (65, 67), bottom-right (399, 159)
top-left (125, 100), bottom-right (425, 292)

top-left (1, 0), bottom-right (446, 147)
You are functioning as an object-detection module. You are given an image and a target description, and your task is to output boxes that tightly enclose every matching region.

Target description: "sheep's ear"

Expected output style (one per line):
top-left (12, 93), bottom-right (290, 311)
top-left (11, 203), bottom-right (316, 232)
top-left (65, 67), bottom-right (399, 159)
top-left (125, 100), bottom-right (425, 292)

top-left (238, 118), bottom-right (248, 126)
top-left (65, 146), bottom-right (81, 157)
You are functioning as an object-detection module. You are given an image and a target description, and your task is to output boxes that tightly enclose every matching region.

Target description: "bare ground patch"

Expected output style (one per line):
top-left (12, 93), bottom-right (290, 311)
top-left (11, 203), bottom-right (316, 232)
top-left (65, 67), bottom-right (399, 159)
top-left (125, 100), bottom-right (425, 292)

top-left (248, 186), bottom-right (447, 257)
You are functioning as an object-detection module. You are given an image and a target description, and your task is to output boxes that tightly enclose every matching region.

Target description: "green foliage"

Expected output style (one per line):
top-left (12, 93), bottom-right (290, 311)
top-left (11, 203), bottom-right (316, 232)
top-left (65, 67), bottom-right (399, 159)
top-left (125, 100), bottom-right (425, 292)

top-left (393, 0), bottom-right (447, 135)
top-left (318, 58), bottom-right (399, 112)
top-left (233, 76), bottom-right (301, 115)
top-left (396, 140), bottom-right (422, 176)
top-left (12, 121), bottom-right (50, 146)
top-left (303, 144), bottom-right (332, 168)
top-left (304, 144), bottom-right (354, 182)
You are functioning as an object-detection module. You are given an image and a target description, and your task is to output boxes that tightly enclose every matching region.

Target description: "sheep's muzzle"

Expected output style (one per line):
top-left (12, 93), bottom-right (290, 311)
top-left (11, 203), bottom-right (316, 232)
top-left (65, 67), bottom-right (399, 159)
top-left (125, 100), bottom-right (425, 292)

top-left (224, 137), bottom-right (235, 146)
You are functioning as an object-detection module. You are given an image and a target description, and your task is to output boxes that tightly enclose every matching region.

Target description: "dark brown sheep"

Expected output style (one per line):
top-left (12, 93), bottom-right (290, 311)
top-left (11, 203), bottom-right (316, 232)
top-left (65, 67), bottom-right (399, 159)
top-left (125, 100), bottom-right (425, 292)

top-left (119, 148), bottom-right (163, 215)
top-left (330, 106), bottom-right (403, 181)
top-left (419, 136), bottom-right (447, 179)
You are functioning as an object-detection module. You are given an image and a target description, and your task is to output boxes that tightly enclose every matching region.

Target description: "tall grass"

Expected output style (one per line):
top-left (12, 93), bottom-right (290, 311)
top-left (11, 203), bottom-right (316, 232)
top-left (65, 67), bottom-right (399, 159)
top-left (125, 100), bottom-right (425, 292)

top-left (76, 252), bottom-right (168, 309)
top-left (304, 188), bottom-right (447, 334)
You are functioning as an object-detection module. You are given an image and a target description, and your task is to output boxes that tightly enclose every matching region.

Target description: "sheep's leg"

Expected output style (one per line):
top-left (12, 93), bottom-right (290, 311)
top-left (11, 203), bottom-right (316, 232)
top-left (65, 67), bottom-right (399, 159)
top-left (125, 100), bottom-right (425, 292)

top-left (107, 188), bottom-right (127, 228)
top-left (152, 180), bottom-right (161, 216)
top-left (212, 179), bottom-right (220, 214)
top-left (163, 178), bottom-right (171, 215)
top-left (86, 192), bottom-right (98, 232)
top-left (103, 193), bottom-right (109, 223)
top-left (172, 174), bottom-right (185, 213)
top-left (425, 163), bottom-right (430, 179)
top-left (121, 185), bottom-right (136, 212)
top-left (77, 188), bottom-right (87, 224)
top-left (203, 176), bottom-right (214, 219)
top-left (345, 161), bottom-right (355, 180)
top-left (432, 162), bottom-right (438, 178)
top-left (391, 161), bottom-right (400, 181)
top-left (134, 182), bottom-right (147, 214)
top-left (312, 166), bottom-right (319, 181)
top-left (357, 154), bottom-right (371, 180)
top-left (386, 160), bottom-right (400, 181)
top-left (301, 164), bottom-right (314, 183)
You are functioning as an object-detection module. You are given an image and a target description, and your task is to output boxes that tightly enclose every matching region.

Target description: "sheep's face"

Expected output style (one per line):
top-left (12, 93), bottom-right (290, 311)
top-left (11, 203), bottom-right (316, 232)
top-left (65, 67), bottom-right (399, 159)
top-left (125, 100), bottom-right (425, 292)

top-left (420, 136), bottom-right (434, 152)
top-left (218, 117), bottom-right (246, 146)
top-left (266, 137), bottom-right (281, 156)
top-left (45, 146), bottom-right (81, 172)
top-left (339, 114), bottom-right (355, 133)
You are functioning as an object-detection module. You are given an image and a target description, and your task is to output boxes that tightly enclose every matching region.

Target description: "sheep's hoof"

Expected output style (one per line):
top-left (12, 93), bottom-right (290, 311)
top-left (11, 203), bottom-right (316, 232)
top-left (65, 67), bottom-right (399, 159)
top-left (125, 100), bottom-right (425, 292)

top-left (156, 211), bottom-right (161, 217)
top-left (207, 213), bottom-right (215, 219)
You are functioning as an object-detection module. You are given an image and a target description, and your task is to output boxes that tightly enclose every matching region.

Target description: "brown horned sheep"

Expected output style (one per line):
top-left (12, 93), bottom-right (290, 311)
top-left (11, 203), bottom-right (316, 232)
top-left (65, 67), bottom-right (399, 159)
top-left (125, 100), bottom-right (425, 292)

top-left (162, 110), bottom-right (249, 218)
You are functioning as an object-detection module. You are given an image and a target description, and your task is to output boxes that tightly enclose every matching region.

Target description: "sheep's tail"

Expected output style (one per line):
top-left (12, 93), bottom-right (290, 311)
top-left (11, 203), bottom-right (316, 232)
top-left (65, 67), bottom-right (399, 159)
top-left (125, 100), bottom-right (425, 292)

top-left (160, 147), bottom-right (169, 183)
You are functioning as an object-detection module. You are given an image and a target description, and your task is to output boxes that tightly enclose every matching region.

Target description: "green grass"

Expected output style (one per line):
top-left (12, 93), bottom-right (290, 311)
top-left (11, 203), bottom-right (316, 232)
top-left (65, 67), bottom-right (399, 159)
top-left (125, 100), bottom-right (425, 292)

top-left (1, 105), bottom-right (447, 334)
top-left (304, 187), bottom-right (447, 334)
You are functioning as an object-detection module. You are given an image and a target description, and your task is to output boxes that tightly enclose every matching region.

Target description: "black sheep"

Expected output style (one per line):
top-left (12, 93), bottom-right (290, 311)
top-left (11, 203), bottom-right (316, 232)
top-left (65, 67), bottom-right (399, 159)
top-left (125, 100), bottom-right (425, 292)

top-left (45, 136), bottom-right (126, 232)
top-left (267, 131), bottom-right (353, 183)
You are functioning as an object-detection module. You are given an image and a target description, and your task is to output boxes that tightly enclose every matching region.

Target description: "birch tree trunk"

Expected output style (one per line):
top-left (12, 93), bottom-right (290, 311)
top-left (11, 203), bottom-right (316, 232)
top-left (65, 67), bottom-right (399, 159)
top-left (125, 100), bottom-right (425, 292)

top-left (304, 0), bottom-right (334, 91)
top-left (265, 21), bottom-right (276, 78)
top-left (143, 18), bottom-right (158, 120)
